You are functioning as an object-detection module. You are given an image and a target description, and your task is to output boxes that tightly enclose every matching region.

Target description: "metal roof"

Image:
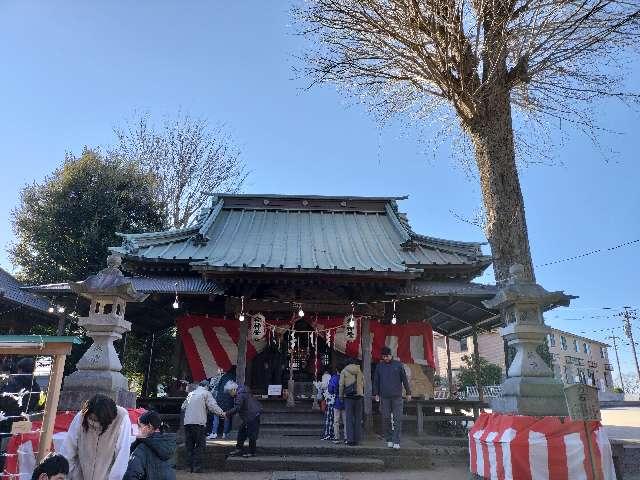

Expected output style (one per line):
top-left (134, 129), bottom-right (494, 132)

top-left (24, 276), bottom-right (223, 296)
top-left (111, 194), bottom-right (491, 276)
top-left (0, 268), bottom-right (52, 313)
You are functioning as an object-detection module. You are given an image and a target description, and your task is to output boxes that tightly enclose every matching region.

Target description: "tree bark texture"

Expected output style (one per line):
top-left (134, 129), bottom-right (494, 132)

top-left (467, 85), bottom-right (536, 284)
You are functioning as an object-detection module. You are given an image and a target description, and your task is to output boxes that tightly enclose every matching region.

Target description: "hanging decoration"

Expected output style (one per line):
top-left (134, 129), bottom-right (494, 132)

top-left (238, 295), bottom-right (245, 322)
top-left (391, 299), bottom-right (397, 325)
top-left (251, 313), bottom-right (266, 341)
top-left (294, 302), bottom-right (304, 318)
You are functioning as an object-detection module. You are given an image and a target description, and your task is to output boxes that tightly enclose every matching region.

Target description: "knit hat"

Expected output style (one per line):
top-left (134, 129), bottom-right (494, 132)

top-left (381, 346), bottom-right (392, 356)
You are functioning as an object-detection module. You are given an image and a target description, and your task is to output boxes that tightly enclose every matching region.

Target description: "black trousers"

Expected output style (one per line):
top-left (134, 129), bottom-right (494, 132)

top-left (236, 416), bottom-right (261, 454)
top-left (184, 424), bottom-right (206, 471)
top-left (344, 397), bottom-right (363, 444)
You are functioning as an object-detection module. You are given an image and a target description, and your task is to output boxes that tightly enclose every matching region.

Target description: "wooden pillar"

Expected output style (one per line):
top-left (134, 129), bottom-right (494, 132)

top-left (445, 336), bottom-right (454, 398)
top-left (37, 354), bottom-right (66, 462)
top-left (472, 329), bottom-right (484, 402)
top-left (237, 319), bottom-right (248, 386)
top-left (361, 317), bottom-right (373, 431)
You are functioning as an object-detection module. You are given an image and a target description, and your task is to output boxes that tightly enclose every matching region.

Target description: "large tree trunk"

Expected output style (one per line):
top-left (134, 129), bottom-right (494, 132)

top-left (467, 85), bottom-right (536, 284)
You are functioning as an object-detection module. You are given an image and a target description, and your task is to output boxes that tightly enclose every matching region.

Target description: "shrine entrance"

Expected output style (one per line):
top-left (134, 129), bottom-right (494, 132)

top-left (248, 318), bottom-right (348, 397)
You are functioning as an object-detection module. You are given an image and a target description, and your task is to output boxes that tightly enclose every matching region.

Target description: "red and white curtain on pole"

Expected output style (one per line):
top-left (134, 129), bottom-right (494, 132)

top-left (177, 315), bottom-right (435, 381)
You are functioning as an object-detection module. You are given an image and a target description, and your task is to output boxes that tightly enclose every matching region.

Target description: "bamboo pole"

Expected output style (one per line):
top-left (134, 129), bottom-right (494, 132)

top-left (37, 354), bottom-right (66, 463)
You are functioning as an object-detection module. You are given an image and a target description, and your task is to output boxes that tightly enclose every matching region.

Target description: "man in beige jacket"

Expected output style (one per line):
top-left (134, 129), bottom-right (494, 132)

top-left (181, 380), bottom-right (225, 472)
top-left (339, 362), bottom-right (364, 446)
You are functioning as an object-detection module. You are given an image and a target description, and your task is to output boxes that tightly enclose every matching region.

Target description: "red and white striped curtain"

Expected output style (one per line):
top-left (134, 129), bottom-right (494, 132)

top-left (469, 413), bottom-right (617, 480)
top-left (177, 315), bottom-right (435, 381)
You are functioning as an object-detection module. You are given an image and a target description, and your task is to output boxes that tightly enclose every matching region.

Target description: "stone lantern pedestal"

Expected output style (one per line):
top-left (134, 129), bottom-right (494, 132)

top-left (58, 254), bottom-right (147, 411)
top-left (484, 265), bottom-right (573, 416)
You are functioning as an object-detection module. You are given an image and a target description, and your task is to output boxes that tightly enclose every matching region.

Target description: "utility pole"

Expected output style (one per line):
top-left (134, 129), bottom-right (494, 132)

top-left (617, 307), bottom-right (640, 383)
top-left (606, 334), bottom-right (625, 390)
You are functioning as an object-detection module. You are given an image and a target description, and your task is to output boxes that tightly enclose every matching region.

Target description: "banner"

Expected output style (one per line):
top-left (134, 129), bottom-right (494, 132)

top-left (177, 315), bottom-right (435, 381)
top-left (469, 412), bottom-right (617, 480)
top-left (2, 408), bottom-right (145, 480)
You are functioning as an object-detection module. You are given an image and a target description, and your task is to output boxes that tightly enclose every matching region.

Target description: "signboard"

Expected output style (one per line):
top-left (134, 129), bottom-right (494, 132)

top-left (267, 384), bottom-right (283, 397)
top-left (563, 383), bottom-right (601, 421)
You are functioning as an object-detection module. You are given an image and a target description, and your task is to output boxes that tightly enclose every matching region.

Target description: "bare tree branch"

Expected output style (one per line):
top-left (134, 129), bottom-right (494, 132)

top-left (111, 112), bottom-right (248, 228)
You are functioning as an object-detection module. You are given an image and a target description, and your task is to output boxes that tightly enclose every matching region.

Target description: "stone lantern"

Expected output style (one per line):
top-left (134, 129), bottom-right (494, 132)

top-left (58, 254), bottom-right (147, 410)
top-left (484, 264), bottom-right (572, 416)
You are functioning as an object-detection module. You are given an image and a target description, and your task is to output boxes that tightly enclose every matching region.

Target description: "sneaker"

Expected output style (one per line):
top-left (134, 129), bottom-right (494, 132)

top-left (332, 439), bottom-right (342, 444)
top-left (387, 441), bottom-right (393, 448)
top-left (242, 453), bottom-right (255, 458)
top-left (228, 449), bottom-right (243, 456)
top-left (207, 433), bottom-right (217, 440)
top-left (321, 435), bottom-right (331, 441)
top-left (393, 443), bottom-right (400, 449)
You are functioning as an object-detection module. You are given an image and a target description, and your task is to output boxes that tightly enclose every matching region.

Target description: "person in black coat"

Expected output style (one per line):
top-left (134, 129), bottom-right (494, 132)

top-left (123, 410), bottom-right (176, 480)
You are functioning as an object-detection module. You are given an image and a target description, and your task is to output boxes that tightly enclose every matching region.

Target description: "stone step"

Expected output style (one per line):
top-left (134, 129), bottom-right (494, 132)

top-left (226, 454), bottom-right (385, 472)
top-left (261, 416), bottom-right (324, 426)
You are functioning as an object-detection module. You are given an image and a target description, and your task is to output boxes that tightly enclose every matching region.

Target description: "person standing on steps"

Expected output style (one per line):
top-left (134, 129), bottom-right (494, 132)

top-left (181, 381), bottom-right (225, 473)
top-left (339, 361), bottom-right (364, 446)
top-left (328, 366), bottom-right (345, 444)
top-left (224, 381), bottom-right (262, 458)
top-left (373, 346), bottom-right (412, 450)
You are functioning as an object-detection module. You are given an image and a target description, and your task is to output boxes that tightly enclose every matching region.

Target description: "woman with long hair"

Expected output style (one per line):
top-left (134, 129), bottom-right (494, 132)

top-left (61, 394), bottom-right (132, 480)
top-left (123, 410), bottom-right (176, 480)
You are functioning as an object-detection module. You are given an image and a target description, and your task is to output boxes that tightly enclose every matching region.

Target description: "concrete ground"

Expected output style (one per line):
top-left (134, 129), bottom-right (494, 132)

top-left (601, 407), bottom-right (640, 441)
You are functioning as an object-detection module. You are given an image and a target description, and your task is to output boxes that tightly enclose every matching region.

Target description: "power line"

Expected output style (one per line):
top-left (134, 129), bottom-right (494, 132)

top-left (536, 238), bottom-right (640, 268)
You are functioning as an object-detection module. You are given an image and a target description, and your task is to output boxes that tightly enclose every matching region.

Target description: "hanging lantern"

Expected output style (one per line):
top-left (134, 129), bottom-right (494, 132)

top-left (344, 315), bottom-right (357, 341)
top-left (251, 313), bottom-right (266, 341)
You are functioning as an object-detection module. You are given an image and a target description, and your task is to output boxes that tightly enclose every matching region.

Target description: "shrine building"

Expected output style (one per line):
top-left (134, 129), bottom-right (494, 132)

top-left (31, 193), bottom-right (508, 409)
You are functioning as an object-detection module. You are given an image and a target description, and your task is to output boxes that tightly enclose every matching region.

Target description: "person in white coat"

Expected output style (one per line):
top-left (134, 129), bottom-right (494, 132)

top-left (62, 394), bottom-right (132, 480)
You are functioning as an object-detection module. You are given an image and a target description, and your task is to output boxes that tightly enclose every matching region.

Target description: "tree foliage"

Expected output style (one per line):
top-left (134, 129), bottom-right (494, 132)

top-left (457, 354), bottom-right (503, 388)
top-left (112, 112), bottom-right (248, 229)
top-left (295, 0), bottom-right (640, 282)
top-left (10, 149), bottom-right (166, 284)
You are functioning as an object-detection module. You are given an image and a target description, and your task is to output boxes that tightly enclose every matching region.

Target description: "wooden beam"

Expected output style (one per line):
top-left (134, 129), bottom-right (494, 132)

top-left (237, 319), bottom-right (248, 386)
top-left (37, 353), bottom-right (66, 462)
top-left (445, 336), bottom-right (454, 398)
top-left (361, 317), bottom-right (373, 431)
top-left (0, 343), bottom-right (73, 356)
top-left (472, 329), bottom-right (484, 402)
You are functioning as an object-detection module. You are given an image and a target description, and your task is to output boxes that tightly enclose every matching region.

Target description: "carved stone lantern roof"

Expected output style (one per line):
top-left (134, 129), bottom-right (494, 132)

top-left (483, 264), bottom-right (573, 310)
top-left (69, 254), bottom-right (148, 303)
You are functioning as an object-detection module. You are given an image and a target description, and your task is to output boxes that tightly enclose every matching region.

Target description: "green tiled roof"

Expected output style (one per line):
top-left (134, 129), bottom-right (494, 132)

top-left (111, 194), bottom-right (491, 276)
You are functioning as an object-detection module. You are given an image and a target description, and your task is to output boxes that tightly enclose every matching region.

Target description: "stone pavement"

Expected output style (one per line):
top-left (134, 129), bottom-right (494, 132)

top-left (176, 466), bottom-right (469, 480)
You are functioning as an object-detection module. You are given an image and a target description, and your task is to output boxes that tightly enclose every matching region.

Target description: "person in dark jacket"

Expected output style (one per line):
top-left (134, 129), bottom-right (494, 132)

top-left (373, 346), bottom-right (412, 449)
top-left (123, 410), bottom-right (176, 480)
top-left (224, 381), bottom-right (262, 458)
top-left (214, 367), bottom-right (236, 438)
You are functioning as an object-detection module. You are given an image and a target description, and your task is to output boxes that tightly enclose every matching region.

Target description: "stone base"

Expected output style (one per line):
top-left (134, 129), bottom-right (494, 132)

top-left (58, 388), bottom-right (136, 411)
top-left (58, 369), bottom-right (136, 410)
top-left (490, 376), bottom-right (568, 416)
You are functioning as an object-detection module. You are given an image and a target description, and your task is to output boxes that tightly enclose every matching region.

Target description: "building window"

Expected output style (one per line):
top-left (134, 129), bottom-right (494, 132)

top-left (561, 336), bottom-right (567, 350)
top-left (548, 334), bottom-right (556, 347)
top-left (600, 347), bottom-right (605, 359)
top-left (583, 342), bottom-right (589, 355)
top-left (460, 337), bottom-right (468, 352)
top-left (564, 366), bottom-right (573, 384)
top-left (574, 339), bottom-right (579, 352)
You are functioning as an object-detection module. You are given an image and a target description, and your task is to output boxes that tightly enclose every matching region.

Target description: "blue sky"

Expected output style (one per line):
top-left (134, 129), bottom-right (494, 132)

top-left (0, 2), bottom-right (638, 378)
